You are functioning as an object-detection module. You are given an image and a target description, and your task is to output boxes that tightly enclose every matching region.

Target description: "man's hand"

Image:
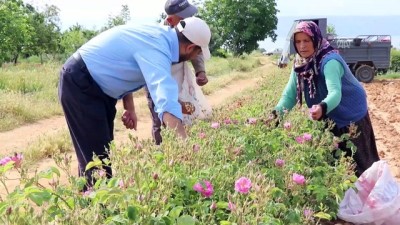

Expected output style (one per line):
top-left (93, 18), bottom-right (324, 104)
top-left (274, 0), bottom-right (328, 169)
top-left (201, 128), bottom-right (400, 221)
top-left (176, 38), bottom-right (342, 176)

top-left (162, 112), bottom-right (187, 139)
top-left (121, 110), bottom-right (137, 130)
top-left (196, 71), bottom-right (208, 86)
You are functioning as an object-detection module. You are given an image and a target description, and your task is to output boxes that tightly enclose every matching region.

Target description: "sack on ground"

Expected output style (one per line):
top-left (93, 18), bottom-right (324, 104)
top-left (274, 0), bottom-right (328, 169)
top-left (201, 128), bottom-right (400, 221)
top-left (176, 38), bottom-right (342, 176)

top-left (338, 160), bottom-right (400, 225)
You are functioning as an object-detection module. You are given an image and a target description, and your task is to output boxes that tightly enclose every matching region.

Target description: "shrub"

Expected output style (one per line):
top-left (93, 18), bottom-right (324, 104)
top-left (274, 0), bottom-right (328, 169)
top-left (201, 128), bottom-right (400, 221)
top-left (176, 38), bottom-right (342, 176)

top-left (390, 48), bottom-right (400, 72)
top-left (0, 70), bottom-right (356, 224)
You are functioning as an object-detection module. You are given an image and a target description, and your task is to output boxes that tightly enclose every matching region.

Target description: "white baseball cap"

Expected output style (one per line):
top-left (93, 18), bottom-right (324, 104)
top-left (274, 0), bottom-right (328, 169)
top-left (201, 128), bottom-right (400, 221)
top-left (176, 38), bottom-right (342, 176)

top-left (177, 17), bottom-right (211, 60)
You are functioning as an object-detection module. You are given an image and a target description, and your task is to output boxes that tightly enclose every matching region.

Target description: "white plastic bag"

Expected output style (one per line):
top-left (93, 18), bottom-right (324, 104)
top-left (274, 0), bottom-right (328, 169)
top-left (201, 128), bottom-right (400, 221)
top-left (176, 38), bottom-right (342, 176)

top-left (338, 160), bottom-right (400, 225)
top-left (171, 62), bottom-right (212, 125)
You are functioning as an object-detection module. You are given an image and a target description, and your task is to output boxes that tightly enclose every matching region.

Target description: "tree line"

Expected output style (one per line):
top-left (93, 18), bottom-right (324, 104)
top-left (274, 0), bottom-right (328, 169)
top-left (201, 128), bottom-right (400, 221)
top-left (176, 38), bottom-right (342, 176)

top-left (0, 0), bottom-right (278, 66)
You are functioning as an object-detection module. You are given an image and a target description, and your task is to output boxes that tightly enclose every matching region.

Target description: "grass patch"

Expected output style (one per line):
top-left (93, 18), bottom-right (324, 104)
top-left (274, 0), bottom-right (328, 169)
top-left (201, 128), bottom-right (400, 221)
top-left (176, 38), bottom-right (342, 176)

top-left (0, 55), bottom-right (264, 131)
top-left (25, 130), bottom-right (72, 164)
top-left (1, 54), bottom-right (267, 164)
top-left (376, 72), bottom-right (400, 80)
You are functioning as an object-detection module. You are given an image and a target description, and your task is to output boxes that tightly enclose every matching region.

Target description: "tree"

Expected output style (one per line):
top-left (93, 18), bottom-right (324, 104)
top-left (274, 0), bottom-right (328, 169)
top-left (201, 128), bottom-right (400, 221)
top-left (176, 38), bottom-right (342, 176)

top-left (327, 24), bottom-right (337, 36)
top-left (0, 0), bottom-right (32, 65)
top-left (200, 0), bottom-right (278, 56)
top-left (102, 4), bottom-right (131, 31)
top-left (59, 24), bottom-right (98, 57)
top-left (25, 4), bottom-right (62, 63)
top-left (156, 12), bottom-right (167, 24)
top-left (60, 29), bottom-right (87, 57)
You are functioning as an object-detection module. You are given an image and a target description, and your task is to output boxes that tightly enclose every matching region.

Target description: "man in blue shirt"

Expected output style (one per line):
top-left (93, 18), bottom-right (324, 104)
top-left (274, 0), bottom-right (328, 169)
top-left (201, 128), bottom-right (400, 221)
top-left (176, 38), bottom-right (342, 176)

top-left (58, 17), bottom-right (211, 190)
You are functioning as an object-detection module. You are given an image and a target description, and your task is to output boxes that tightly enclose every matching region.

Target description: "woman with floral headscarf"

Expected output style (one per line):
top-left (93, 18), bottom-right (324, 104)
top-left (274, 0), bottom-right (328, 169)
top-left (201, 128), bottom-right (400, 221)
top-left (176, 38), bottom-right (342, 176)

top-left (273, 21), bottom-right (379, 177)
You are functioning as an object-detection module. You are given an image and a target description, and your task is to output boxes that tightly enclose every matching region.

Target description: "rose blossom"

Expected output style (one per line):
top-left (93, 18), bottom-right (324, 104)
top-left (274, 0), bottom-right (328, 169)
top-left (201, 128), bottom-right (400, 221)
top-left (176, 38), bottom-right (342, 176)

top-left (275, 159), bottom-right (285, 167)
top-left (292, 173), bottom-right (306, 185)
top-left (211, 122), bottom-right (220, 129)
top-left (284, 122), bottom-right (291, 130)
top-left (193, 180), bottom-right (214, 198)
top-left (234, 177), bottom-right (252, 194)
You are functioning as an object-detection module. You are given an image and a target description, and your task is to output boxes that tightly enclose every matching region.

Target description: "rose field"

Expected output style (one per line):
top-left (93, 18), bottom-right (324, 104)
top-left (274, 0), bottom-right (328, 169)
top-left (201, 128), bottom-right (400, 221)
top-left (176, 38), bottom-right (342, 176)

top-left (1, 54), bottom-right (400, 225)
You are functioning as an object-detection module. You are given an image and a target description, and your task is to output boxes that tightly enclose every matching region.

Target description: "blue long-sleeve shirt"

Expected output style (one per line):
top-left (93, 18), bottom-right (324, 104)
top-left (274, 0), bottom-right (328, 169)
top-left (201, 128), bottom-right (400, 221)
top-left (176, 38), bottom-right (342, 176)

top-left (78, 23), bottom-right (182, 121)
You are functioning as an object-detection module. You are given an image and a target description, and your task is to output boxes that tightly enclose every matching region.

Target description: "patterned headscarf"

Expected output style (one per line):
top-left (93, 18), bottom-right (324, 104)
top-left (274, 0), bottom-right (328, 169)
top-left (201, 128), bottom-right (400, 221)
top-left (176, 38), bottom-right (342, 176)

top-left (292, 21), bottom-right (337, 105)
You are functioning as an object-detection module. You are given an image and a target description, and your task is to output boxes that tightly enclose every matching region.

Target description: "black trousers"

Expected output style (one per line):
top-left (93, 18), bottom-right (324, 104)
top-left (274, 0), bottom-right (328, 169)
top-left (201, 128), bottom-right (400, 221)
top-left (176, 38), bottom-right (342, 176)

top-left (58, 53), bottom-right (117, 190)
top-left (331, 111), bottom-right (380, 177)
top-left (145, 87), bottom-right (163, 145)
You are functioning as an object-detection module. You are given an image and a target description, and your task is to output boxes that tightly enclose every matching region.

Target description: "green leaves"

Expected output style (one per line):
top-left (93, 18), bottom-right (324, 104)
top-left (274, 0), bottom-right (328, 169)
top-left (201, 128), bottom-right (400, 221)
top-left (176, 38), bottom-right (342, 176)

top-left (176, 215), bottom-right (196, 225)
top-left (126, 205), bottom-right (139, 221)
top-left (169, 206), bottom-right (184, 219)
top-left (200, 0), bottom-right (278, 55)
top-left (23, 186), bottom-right (52, 206)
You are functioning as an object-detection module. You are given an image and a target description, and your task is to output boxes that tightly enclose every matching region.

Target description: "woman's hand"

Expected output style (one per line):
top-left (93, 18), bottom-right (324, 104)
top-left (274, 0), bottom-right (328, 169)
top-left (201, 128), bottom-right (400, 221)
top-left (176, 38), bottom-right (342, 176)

top-left (309, 104), bottom-right (323, 120)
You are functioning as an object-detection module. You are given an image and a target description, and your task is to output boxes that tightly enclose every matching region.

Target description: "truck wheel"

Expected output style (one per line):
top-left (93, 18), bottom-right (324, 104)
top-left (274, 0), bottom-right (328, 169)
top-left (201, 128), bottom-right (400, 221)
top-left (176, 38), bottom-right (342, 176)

top-left (355, 65), bottom-right (375, 83)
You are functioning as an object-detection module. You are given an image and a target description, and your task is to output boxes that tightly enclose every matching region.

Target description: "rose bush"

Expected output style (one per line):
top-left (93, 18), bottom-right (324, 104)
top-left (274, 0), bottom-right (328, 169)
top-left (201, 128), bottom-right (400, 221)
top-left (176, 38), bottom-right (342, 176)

top-left (0, 68), bottom-right (357, 224)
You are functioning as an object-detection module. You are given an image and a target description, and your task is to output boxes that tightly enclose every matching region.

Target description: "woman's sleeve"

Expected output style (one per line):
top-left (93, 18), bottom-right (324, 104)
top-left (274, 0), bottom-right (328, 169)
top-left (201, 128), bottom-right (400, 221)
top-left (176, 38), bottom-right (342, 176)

top-left (322, 59), bottom-right (344, 113)
top-left (275, 69), bottom-right (297, 112)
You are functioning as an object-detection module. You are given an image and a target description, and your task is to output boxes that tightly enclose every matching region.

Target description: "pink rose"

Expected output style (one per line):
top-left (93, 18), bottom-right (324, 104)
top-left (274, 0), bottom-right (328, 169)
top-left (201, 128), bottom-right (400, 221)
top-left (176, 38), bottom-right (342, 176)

top-left (193, 144), bottom-right (200, 152)
top-left (275, 159), bottom-right (285, 167)
top-left (284, 122), bottom-right (291, 130)
top-left (234, 177), bottom-right (252, 194)
top-left (210, 201), bottom-right (217, 210)
top-left (224, 118), bottom-right (232, 125)
top-left (295, 136), bottom-right (305, 144)
top-left (211, 122), bottom-right (220, 129)
top-left (0, 156), bottom-right (12, 166)
top-left (193, 180), bottom-right (214, 198)
top-left (304, 208), bottom-right (313, 220)
top-left (292, 173), bottom-right (306, 185)
top-left (228, 201), bottom-right (236, 211)
top-left (303, 133), bottom-right (312, 141)
top-left (247, 118), bottom-right (257, 124)
top-left (199, 132), bottom-right (206, 139)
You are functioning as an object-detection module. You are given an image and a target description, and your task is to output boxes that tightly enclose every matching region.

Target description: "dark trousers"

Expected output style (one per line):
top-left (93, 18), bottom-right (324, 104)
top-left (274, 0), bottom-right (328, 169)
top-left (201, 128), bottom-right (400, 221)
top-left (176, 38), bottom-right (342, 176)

top-left (145, 88), bottom-right (163, 145)
top-left (331, 111), bottom-right (380, 177)
top-left (58, 53), bottom-right (117, 190)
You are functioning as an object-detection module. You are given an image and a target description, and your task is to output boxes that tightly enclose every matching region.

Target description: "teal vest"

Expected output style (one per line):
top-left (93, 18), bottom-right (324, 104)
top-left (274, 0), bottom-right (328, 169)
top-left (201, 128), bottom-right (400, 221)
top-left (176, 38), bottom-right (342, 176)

top-left (303, 53), bottom-right (367, 128)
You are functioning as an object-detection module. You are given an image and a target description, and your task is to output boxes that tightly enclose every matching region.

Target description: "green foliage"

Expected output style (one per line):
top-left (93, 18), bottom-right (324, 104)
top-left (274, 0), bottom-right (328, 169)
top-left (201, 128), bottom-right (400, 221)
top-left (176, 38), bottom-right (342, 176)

top-left (214, 48), bottom-right (229, 58)
top-left (101, 4), bottom-right (131, 31)
top-left (25, 4), bottom-right (62, 62)
top-left (200, 0), bottom-right (278, 56)
top-left (0, 0), bottom-right (32, 64)
top-left (0, 1), bottom-right (65, 65)
top-left (60, 30), bottom-right (88, 57)
top-left (390, 48), bottom-right (400, 72)
top-left (0, 67), bottom-right (355, 224)
top-left (327, 24), bottom-right (337, 36)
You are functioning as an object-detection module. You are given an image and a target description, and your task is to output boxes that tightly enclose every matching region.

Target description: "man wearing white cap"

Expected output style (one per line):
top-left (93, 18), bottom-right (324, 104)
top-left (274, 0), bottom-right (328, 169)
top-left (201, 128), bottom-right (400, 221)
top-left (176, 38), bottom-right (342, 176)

top-left (146, 0), bottom-right (211, 145)
top-left (58, 17), bottom-right (211, 190)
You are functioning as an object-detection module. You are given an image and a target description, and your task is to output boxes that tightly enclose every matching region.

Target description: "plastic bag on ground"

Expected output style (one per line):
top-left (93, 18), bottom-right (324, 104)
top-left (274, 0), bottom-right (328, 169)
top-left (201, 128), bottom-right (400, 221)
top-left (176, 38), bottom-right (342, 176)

top-left (338, 160), bottom-right (400, 225)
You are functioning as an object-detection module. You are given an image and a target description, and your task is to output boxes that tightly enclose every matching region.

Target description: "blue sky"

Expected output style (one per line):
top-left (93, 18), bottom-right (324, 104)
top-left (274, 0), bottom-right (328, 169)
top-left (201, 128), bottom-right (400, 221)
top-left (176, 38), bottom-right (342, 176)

top-left (24, 0), bottom-right (400, 49)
